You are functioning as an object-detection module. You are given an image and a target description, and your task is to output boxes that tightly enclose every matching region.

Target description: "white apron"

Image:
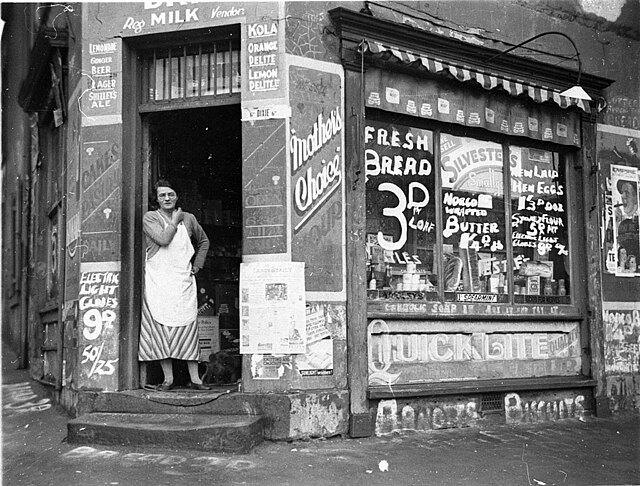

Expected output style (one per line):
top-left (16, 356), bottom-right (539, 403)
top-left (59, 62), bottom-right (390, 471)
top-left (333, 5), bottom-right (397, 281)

top-left (145, 213), bottom-right (197, 327)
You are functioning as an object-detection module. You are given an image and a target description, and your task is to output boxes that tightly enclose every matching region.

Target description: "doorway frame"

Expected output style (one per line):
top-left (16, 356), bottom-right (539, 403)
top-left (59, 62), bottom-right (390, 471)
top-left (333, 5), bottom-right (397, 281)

top-left (119, 32), bottom-right (243, 390)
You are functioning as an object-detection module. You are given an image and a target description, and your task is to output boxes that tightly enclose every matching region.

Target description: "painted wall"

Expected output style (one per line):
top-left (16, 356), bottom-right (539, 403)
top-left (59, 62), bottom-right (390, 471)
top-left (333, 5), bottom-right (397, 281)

top-left (373, 389), bottom-right (589, 434)
top-left (368, 319), bottom-right (583, 386)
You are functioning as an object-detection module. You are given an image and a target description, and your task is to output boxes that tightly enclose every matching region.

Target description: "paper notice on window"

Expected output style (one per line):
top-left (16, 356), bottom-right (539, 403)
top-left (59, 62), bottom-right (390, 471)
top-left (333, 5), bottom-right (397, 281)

top-left (239, 262), bottom-right (306, 354)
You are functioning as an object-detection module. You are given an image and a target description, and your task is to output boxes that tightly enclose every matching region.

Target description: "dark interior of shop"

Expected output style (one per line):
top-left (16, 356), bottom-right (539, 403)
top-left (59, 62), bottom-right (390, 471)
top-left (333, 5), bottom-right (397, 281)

top-left (144, 104), bottom-right (243, 387)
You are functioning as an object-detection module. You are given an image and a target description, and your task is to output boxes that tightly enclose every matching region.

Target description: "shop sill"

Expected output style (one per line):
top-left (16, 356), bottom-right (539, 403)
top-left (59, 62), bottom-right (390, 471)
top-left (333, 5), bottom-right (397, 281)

top-left (368, 376), bottom-right (596, 399)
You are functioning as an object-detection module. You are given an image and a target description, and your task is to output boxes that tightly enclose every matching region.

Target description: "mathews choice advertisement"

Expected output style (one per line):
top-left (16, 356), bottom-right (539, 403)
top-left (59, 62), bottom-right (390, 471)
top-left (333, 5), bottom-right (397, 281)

top-left (289, 59), bottom-right (345, 294)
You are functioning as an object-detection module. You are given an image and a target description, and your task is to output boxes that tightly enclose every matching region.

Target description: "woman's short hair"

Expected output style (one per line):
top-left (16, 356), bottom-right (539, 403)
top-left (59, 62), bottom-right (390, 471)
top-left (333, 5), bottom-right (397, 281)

top-left (154, 179), bottom-right (177, 193)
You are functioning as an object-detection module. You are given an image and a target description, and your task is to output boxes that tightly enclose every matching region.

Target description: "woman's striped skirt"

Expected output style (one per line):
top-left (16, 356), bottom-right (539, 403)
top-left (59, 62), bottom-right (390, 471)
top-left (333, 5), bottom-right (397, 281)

top-left (138, 295), bottom-right (199, 362)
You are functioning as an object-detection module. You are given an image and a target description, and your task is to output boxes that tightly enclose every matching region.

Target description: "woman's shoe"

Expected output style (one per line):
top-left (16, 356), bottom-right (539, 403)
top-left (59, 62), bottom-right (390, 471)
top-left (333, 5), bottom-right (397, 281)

top-left (188, 382), bottom-right (211, 390)
top-left (156, 382), bottom-right (174, 392)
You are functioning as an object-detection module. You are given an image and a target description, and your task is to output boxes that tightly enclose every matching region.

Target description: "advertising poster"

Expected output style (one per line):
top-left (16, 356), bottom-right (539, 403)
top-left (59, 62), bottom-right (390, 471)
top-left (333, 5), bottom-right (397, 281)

top-left (250, 355), bottom-right (292, 380)
top-left (239, 262), bottom-right (306, 354)
top-left (296, 304), bottom-right (333, 376)
top-left (603, 302), bottom-right (640, 375)
top-left (289, 59), bottom-right (345, 294)
top-left (197, 315), bottom-right (220, 362)
top-left (598, 127), bottom-right (640, 283)
top-left (610, 164), bottom-right (640, 276)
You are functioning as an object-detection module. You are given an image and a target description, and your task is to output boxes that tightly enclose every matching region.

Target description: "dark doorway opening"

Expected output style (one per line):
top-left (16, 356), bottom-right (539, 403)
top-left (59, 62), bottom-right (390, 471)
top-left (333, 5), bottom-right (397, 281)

top-left (143, 104), bottom-right (242, 388)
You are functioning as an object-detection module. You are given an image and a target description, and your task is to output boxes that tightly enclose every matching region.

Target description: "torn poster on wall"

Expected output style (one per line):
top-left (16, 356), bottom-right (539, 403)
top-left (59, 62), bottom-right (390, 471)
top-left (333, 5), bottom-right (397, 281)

top-left (296, 304), bottom-right (333, 376)
top-left (250, 354), bottom-right (291, 380)
top-left (603, 303), bottom-right (640, 375)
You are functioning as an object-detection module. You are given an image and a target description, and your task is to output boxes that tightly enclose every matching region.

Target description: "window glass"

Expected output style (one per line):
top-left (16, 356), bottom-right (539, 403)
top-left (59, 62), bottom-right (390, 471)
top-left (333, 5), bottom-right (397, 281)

top-left (510, 147), bottom-right (571, 303)
top-left (364, 120), bottom-right (436, 296)
top-left (364, 119), bottom-right (575, 309)
top-left (440, 134), bottom-right (507, 302)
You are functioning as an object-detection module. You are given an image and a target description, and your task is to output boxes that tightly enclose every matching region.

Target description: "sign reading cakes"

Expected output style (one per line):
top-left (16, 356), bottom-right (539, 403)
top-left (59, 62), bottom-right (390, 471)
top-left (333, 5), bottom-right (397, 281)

top-left (247, 21), bottom-right (280, 94)
top-left (81, 39), bottom-right (121, 122)
top-left (289, 62), bottom-right (345, 292)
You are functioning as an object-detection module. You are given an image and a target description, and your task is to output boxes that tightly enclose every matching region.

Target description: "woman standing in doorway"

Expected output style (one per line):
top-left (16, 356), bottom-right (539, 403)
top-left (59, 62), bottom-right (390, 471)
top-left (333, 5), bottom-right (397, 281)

top-left (138, 179), bottom-right (211, 391)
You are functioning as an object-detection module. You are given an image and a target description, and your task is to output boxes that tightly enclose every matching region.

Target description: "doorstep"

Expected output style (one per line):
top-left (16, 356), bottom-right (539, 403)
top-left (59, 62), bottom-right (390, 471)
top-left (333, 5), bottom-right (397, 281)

top-left (67, 412), bottom-right (264, 453)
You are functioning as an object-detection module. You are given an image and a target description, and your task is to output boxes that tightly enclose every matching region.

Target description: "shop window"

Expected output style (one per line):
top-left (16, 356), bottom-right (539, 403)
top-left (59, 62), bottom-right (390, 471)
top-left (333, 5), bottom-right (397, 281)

top-left (441, 134), bottom-right (507, 302)
top-left (143, 39), bottom-right (240, 102)
top-left (365, 113), bottom-right (574, 308)
top-left (510, 146), bottom-right (570, 304)
top-left (365, 120), bottom-right (437, 297)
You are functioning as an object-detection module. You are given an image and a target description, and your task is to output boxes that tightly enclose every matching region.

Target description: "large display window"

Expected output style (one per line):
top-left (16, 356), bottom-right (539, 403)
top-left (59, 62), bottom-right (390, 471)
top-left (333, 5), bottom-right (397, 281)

top-left (365, 112), bottom-right (574, 311)
top-left (365, 120), bottom-right (436, 298)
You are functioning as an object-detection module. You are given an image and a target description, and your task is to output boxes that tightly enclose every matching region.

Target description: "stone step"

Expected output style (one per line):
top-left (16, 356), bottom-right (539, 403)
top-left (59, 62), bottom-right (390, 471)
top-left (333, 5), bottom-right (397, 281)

top-left (80, 388), bottom-right (251, 416)
top-left (68, 413), bottom-right (264, 453)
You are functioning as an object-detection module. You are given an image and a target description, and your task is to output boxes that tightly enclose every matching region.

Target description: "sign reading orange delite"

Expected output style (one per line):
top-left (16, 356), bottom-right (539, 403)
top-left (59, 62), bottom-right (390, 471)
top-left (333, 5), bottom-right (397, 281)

top-left (247, 22), bottom-right (280, 93)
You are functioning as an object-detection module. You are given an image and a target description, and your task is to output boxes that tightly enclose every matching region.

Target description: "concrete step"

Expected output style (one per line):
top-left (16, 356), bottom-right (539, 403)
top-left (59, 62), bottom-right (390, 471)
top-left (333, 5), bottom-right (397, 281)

top-left (68, 413), bottom-right (264, 453)
top-left (78, 388), bottom-right (264, 416)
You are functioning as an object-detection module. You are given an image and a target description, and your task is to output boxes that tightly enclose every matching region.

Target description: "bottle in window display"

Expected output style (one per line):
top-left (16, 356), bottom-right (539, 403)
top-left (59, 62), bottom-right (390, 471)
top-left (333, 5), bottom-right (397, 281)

top-left (558, 279), bottom-right (566, 296)
top-left (384, 264), bottom-right (393, 289)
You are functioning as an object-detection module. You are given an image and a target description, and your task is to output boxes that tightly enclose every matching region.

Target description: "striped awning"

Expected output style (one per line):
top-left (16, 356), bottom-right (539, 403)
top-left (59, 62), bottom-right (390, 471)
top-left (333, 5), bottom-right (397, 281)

top-left (363, 40), bottom-right (590, 113)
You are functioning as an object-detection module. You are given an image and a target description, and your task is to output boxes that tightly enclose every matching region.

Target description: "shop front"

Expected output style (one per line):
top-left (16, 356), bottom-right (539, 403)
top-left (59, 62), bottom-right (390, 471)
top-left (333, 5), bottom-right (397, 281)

top-left (60, 1), bottom-right (351, 441)
top-left (9, 2), bottom-right (622, 443)
top-left (330, 7), bottom-right (613, 435)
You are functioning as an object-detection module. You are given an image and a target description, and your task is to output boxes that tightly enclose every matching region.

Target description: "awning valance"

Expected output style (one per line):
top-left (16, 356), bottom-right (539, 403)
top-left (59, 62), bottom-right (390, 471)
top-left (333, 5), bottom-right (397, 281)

top-left (364, 67), bottom-right (582, 147)
top-left (364, 40), bottom-right (590, 114)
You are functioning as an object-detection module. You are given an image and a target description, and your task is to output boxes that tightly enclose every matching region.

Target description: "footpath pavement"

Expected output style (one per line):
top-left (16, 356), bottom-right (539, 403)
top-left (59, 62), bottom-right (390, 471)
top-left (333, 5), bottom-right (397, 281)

top-left (2, 343), bottom-right (639, 486)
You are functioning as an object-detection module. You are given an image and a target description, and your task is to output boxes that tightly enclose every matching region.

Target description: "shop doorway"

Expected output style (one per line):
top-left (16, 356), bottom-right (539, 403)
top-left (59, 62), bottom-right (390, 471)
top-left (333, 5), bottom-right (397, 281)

top-left (142, 104), bottom-right (242, 389)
